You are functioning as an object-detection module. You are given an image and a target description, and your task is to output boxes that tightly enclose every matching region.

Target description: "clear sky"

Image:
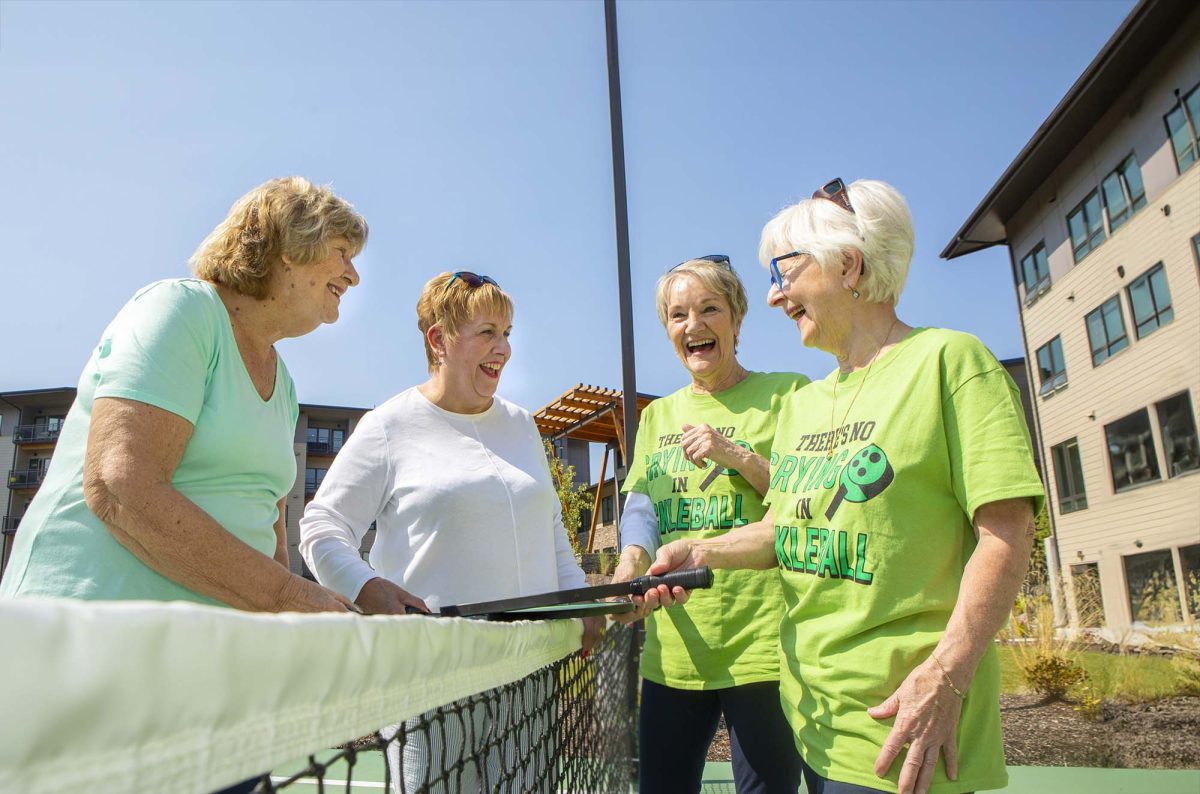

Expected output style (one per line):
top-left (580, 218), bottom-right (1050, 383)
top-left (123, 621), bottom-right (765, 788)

top-left (1, 1), bottom-right (1135, 416)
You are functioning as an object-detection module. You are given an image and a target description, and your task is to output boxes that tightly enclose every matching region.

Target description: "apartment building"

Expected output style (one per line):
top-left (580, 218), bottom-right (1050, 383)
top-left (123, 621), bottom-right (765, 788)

top-left (0, 386), bottom-right (372, 581)
top-left (943, 0), bottom-right (1200, 633)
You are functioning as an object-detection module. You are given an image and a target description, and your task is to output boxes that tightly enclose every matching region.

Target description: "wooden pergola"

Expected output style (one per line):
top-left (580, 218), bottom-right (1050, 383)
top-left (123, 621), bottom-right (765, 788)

top-left (533, 384), bottom-right (655, 552)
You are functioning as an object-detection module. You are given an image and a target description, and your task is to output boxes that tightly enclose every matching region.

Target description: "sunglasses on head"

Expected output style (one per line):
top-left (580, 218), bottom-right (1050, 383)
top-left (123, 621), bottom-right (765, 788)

top-left (446, 271), bottom-right (500, 290)
top-left (812, 177), bottom-right (855, 215)
top-left (669, 254), bottom-right (731, 272)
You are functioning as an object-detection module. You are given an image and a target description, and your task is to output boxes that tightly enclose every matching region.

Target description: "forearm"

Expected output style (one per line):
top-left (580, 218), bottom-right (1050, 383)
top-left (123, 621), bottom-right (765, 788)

top-left (732, 451), bottom-right (770, 496)
top-left (91, 479), bottom-right (294, 611)
top-left (934, 506), bottom-right (1035, 686)
top-left (693, 518), bottom-right (777, 570)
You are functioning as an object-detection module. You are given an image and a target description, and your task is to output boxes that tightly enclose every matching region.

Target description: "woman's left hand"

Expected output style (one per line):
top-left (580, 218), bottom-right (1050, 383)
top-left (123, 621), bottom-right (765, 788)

top-left (581, 615), bottom-right (606, 654)
top-left (680, 423), bottom-right (744, 471)
top-left (867, 658), bottom-right (964, 794)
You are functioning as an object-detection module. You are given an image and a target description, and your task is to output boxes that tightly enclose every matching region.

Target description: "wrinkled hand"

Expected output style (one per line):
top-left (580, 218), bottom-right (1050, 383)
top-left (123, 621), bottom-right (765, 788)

top-left (355, 577), bottom-right (431, 616)
top-left (581, 615), bottom-right (605, 654)
top-left (609, 548), bottom-right (653, 624)
top-left (641, 540), bottom-right (704, 609)
top-left (867, 659), bottom-right (965, 794)
top-left (271, 574), bottom-right (360, 614)
top-left (681, 423), bottom-right (744, 470)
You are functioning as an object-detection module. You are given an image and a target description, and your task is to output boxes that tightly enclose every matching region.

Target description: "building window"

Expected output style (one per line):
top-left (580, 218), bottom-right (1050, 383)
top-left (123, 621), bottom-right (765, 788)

top-left (1067, 190), bottom-right (1106, 262)
top-left (1126, 262), bottom-right (1173, 339)
top-left (1035, 337), bottom-right (1067, 395)
top-left (304, 467), bottom-right (327, 495)
top-left (1124, 549), bottom-right (1182, 626)
top-left (1100, 154), bottom-right (1147, 232)
top-left (1193, 233), bottom-right (1200, 266)
top-left (1156, 391), bottom-right (1200, 478)
top-left (1181, 544), bottom-right (1200, 619)
top-left (1070, 563), bottom-right (1103, 628)
top-left (1084, 296), bottom-right (1128, 366)
top-left (306, 426), bottom-right (345, 454)
top-left (1164, 82), bottom-right (1200, 173)
top-left (1104, 408), bottom-right (1160, 492)
top-left (1050, 438), bottom-right (1087, 513)
top-left (1019, 242), bottom-right (1051, 299)
top-left (601, 494), bottom-right (614, 524)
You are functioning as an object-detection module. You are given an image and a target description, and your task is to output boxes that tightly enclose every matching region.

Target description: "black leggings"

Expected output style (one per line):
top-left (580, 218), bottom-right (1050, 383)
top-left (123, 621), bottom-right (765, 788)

top-left (638, 678), bottom-right (802, 794)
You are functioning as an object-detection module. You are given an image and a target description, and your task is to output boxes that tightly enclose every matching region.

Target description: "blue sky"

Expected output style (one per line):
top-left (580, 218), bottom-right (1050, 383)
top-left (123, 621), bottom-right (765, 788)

top-left (1, 0), bottom-right (1135, 417)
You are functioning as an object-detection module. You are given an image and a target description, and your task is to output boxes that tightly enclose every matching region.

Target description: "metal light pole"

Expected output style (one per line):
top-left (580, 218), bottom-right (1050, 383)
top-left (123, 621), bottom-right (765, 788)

top-left (603, 0), bottom-right (638, 485)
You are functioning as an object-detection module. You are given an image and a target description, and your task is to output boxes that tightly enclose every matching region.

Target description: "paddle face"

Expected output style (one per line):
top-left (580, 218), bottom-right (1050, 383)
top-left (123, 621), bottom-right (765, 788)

top-left (841, 444), bottom-right (894, 503)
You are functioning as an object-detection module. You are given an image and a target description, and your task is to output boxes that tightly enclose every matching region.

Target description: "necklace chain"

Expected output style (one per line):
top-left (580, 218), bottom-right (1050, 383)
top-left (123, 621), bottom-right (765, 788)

top-left (827, 318), bottom-right (900, 459)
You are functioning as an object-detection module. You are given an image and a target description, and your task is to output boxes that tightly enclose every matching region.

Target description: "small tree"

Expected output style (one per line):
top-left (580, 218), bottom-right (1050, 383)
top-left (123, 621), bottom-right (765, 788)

top-left (544, 440), bottom-right (591, 556)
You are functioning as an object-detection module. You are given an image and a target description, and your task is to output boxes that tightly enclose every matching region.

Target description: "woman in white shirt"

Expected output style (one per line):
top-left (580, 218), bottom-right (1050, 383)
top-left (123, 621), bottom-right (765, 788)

top-left (299, 271), bottom-right (600, 792)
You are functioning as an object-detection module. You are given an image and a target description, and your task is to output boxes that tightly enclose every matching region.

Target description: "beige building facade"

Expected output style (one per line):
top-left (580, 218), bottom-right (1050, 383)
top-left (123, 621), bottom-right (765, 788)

top-left (944, 0), bottom-right (1200, 634)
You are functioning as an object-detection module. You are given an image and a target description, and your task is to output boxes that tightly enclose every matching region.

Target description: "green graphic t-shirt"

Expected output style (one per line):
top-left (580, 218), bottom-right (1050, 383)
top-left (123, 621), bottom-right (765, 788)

top-left (764, 329), bottom-right (1044, 793)
top-left (623, 370), bottom-right (810, 689)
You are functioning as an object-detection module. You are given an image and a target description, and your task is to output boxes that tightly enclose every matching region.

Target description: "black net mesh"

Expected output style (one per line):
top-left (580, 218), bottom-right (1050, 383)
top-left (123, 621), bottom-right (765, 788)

top-left (253, 623), bottom-right (636, 793)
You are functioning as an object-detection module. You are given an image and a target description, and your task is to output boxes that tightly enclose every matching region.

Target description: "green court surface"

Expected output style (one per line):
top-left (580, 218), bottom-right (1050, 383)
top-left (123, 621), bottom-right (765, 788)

top-left (268, 752), bottom-right (1200, 792)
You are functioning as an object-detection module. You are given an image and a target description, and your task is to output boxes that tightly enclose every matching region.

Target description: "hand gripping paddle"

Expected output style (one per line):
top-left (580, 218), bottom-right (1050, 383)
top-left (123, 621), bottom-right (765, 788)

top-left (438, 566), bottom-right (715, 621)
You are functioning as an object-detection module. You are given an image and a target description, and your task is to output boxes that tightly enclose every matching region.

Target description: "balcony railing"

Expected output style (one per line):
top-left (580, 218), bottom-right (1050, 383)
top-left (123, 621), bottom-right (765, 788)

top-left (8, 469), bottom-right (48, 489)
top-left (13, 424), bottom-right (63, 444)
top-left (306, 440), bottom-right (343, 457)
top-left (1, 515), bottom-right (19, 532)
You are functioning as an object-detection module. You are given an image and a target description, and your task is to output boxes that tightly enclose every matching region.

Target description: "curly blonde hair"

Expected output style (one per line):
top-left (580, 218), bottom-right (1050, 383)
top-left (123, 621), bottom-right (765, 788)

top-left (189, 177), bottom-right (368, 299)
top-left (416, 272), bottom-right (514, 371)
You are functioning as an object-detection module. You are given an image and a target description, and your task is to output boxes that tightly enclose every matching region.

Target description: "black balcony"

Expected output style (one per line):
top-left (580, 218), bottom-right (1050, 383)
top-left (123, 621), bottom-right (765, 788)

top-left (1, 515), bottom-right (19, 532)
top-left (306, 440), bottom-right (343, 457)
top-left (13, 424), bottom-right (63, 444)
top-left (8, 470), bottom-right (47, 489)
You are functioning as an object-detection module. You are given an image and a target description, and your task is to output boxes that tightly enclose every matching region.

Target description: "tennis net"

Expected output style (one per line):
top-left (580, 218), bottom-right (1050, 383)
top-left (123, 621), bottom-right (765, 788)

top-left (0, 598), bottom-right (636, 794)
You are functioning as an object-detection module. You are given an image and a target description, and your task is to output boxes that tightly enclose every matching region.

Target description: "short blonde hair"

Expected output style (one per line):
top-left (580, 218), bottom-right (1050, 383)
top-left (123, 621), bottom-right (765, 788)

top-left (416, 272), bottom-right (514, 371)
top-left (758, 179), bottom-right (914, 305)
top-left (189, 176), bottom-right (368, 299)
top-left (655, 258), bottom-right (749, 328)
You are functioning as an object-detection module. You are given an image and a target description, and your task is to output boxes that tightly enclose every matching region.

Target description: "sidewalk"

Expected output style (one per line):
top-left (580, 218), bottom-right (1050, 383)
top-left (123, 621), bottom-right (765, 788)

top-left (699, 763), bottom-right (1200, 793)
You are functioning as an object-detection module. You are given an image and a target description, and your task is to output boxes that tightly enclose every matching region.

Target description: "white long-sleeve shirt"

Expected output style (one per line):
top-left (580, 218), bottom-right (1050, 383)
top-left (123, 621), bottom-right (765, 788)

top-left (299, 388), bottom-right (586, 611)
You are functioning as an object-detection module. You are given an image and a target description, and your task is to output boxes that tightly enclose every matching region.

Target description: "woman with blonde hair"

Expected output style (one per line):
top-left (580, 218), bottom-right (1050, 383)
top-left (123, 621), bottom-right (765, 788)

top-left (649, 179), bottom-right (1043, 794)
top-left (300, 271), bottom-right (600, 791)
top-left (1, 176), bottom-right (366, 615)
top-left (612, 255), bottom-right (807, 794)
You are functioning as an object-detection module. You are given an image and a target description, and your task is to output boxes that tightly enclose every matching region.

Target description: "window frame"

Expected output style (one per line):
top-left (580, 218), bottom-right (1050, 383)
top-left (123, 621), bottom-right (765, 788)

top-left (1067, 189), bottom-right (1107, 263)
top-left (1164, 82), bottom-right (1200, 174)
top-left (1100, 153), bottom-right (1147, 232)
top-left (1050, 437), bottom-right (1088, 513)
top-left (1126, 262), bottom-right (1174, 340)
top-left (1035, 336), bottom-right (1067, 396)
top-left (1104, 407), bottom-right (1161, 493)
top-left (1019, 241), bottom-right (1051, 302)
top-left (1155, 391), bottom-right (1200, 479)
top-left (1084, 295), bottom-right (1129, 367)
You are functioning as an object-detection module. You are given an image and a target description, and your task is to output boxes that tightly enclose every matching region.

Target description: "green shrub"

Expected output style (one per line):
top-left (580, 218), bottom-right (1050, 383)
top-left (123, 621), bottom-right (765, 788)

top-left (1020, 652), bottom-right (1086, 699)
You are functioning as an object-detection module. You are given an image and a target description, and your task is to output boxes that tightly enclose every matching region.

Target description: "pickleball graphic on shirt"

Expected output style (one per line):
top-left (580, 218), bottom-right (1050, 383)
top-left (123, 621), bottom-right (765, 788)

top-left (824, 443), bottom-right (894, 520)
top-left (699, 440), bottom-right (755, 490)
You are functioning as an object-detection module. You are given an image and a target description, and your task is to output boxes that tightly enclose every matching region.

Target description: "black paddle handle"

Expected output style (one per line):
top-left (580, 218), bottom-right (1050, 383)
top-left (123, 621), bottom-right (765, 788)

top-left (627, 566), bottom-right (714, 595)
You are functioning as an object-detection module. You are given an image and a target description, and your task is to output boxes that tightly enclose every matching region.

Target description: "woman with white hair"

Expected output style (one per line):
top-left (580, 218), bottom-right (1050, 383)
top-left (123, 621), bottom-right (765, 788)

top-left (647, 180), bottom-right (1044, 794)
top-left (611, 256), bottom-right (806, 794)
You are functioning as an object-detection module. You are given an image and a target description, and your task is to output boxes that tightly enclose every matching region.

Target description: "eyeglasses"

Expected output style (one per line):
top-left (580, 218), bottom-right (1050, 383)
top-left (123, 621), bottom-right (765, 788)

top-left (669, 254), bottom-right (731, 272)
top-left (769, 251), bottom-right (809, 290)
top-left (812, 177), bottom-right (855, 215)
top-left (446, 271), bottom-right (500, 290)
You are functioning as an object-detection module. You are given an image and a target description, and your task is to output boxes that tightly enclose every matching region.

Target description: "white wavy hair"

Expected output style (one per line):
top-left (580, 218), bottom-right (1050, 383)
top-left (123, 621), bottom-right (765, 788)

top-left (757, 179), bottom-right (914, 305)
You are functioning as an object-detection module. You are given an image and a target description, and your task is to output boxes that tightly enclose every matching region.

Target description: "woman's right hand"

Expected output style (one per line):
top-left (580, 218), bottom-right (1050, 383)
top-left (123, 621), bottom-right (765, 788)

top-left (270, 574), bottom-right (361, 613)
top-left (354, 577), bottom-right (431, 616)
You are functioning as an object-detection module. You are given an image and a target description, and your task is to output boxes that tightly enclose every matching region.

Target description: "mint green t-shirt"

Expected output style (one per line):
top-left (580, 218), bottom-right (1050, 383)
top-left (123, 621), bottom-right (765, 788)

top-left (0, 279), bottom-right (299, 606)
top-left (764, 329), bottom-right (1044, 793)
top-left (623, 371), bottom-right (810, 689)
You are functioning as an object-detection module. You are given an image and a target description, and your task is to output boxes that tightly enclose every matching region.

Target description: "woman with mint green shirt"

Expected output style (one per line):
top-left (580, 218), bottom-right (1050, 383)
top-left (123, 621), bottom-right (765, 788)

top-left (0, 177), bottom-right (365, 619)
top-left (612, 256), bottom-right (806, 794)
top-left (650, 180), bottom-right (1044, 794)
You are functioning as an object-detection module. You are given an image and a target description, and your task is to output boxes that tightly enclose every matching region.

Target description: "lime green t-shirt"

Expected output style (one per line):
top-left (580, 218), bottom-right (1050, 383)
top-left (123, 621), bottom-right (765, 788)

top-left (0, 279), bottom-right (299, 606)
top-left (764, 329), bottom-right (1044, 793)
top-left (623, 371), bottom-right (810, 689)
